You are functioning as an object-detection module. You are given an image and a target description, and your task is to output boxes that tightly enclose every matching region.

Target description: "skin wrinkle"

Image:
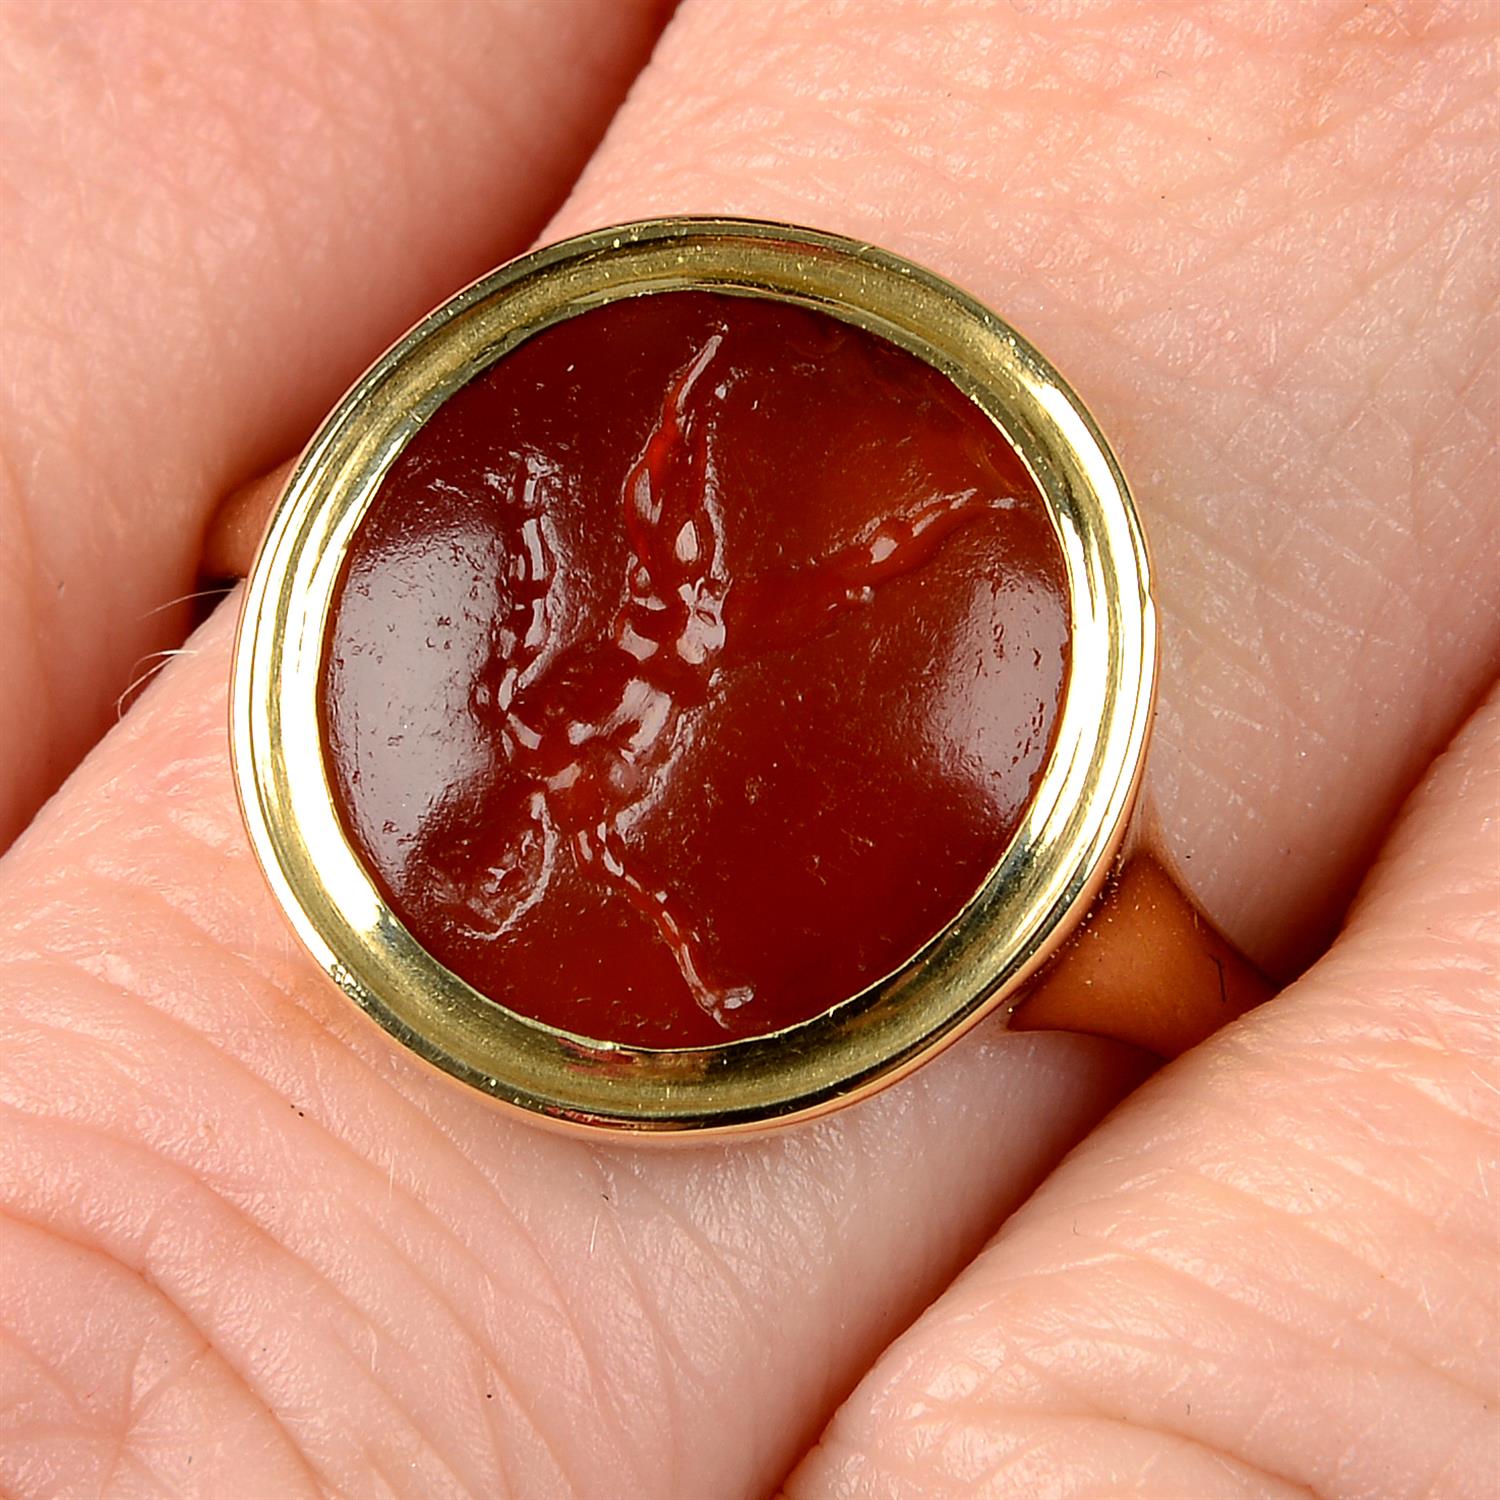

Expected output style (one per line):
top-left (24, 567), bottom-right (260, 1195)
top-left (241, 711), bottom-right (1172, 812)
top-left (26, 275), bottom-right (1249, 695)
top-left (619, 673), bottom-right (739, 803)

top-left (612, 1134), bottom-right (846, 1464)
top-left (317, 1316), bottom-right (547, 1500)
top-left (123, 1338), bottom-right (214, 1445)
top-left (0, 1206), bottom-right (323, 1499)
top-left (869, 1254), bottom-right (1448, 1500)
top-left (427, 1077), bottom-right (670, 1464)
top-left (1052, 1197), bottom-right (1492, 1415)
top-left (516, 1140), bottom-right (681, 1446)
top-left (333, 1206), bottom-right (579, 1492)
top-left (1006, 1268), bottom-right (1319, 1411)
top-left (0, 1321), bottom-right (87, 1421)
top-left (1317, 1031), bottom-right (1499, 1166)
top-left (394, 1138), bottom-right (651, 1475)
top-left (970, 1414), bottom-right (1315, 1500)
top-left (756, 1152), bottom-right (864, 1398)
top-left (3, 863), bottom-right (610, 1494)
top-left (0, 1109), bottom-right (482, 1500)
top-left (0, 948), bottom-right (610, 1492)
top-left (817, 1401), bottom-right (1317, 1500)
top-left (627, 1173), bottom-right (769, 1343)
top-left (475, 1399), bottom-right (525, 1500)
top-left (559, 1162), bottom-right (684, 1492)
top-left (721, 1133), bottom-right (850, 1293)
top-left (0, 1242), bottom-right (142, 1490)
top-left (1221, 1086), bottom-right (1496, 1264)
top-left (1113, 1055), bottom-right (1487, 1227)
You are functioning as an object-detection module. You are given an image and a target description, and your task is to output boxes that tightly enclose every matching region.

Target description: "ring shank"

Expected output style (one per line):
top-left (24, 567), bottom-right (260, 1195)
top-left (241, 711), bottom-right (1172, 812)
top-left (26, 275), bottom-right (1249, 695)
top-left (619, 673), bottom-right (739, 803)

top-left (1008, 852), bottom-right (1271, 1056)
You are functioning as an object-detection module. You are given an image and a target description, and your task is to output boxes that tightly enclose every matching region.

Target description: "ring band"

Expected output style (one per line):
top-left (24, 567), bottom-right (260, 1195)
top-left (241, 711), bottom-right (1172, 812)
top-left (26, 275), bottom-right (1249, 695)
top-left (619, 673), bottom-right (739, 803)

top-left (227, 217), bottom-right (1264, 1135)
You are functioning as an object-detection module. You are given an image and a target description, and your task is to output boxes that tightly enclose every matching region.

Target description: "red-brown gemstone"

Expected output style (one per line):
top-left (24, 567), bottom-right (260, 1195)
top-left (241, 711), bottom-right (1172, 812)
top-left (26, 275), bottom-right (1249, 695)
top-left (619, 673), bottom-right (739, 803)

top-left (321, 291), bottom-right (1069, 1047)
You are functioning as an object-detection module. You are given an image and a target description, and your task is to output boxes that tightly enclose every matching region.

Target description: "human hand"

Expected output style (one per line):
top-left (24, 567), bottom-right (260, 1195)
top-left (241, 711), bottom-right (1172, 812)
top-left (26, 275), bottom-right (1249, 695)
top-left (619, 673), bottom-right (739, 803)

top-left (1, 3), bottom-right (1495, 1496)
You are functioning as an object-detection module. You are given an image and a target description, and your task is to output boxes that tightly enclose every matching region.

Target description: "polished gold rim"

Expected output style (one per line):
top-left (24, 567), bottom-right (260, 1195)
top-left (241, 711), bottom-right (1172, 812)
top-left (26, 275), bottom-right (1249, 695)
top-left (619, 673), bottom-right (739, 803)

top-left (230, 217), bottom-right (1156, 1135)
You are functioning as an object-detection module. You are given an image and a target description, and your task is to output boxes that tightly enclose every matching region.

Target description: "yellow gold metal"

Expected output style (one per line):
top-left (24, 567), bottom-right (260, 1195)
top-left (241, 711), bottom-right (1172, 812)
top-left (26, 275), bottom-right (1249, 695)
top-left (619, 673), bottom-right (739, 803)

top-left (231, 217), bottom-right (1156, 1136)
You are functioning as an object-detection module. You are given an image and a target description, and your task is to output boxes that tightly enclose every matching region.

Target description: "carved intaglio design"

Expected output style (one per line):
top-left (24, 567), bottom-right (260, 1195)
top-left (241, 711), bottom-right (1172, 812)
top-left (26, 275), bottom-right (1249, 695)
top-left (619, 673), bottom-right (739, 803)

top-left (322, 291), bottom-right (1070, 1046)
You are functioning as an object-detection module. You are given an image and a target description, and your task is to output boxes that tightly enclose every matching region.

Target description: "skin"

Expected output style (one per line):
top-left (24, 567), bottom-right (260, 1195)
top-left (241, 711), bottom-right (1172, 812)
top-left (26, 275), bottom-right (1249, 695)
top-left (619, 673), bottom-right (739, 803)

top-left (0, 0), bottom-right (673, 851)
top-left (0, 1), bottom-right (1495, 1497)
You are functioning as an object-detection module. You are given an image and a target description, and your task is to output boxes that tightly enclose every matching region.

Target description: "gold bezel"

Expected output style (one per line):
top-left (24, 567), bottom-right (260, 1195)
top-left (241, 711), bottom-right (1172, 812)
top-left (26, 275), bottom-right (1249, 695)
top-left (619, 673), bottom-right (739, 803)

top-left (231, 218), bottom-right (1156, 1135)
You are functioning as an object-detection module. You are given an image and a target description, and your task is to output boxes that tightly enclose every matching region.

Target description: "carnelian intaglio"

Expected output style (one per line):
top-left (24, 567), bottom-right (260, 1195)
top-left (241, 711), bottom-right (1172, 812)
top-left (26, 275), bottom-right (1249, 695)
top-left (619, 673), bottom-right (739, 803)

top-left (320, 291), bottom-right (1070, 1048)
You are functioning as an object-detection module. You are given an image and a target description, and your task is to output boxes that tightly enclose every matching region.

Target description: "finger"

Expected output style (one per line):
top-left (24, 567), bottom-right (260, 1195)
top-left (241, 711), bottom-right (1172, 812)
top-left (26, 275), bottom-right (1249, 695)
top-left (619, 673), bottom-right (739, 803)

top-left (0, 607), bottom-right (1148, 1498)
top-left (4, 4), bottom-right (1494, 1494)
top-left (0, 0), bottom-right (669, 849)
top-left (787, 681), bottom-right (1500, 1500)
top-left (550, 0), bottom-right (1499, 972)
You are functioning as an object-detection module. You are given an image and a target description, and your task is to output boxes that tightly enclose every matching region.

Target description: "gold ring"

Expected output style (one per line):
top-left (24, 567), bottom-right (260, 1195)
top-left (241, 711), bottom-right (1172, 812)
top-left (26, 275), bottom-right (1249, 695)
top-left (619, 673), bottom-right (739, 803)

top-left (229, 217), bottom-right (1245, 1136)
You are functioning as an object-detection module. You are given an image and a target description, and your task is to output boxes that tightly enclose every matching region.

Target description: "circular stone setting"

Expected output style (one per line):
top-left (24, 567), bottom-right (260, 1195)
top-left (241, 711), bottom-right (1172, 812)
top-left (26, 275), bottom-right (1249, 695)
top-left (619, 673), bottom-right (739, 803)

top-left (320, 290), bottom-right (1070, 1048)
